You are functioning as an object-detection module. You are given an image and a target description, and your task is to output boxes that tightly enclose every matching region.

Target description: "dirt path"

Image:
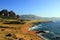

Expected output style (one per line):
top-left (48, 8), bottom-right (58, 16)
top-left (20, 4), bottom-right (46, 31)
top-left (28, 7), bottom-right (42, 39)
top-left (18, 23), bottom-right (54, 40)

top-left (20, 21), bottom-right (43, 40)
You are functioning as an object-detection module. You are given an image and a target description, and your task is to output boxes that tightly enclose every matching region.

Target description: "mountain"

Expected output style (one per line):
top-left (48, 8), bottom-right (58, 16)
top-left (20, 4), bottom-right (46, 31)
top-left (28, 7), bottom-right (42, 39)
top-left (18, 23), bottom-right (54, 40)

top-left (20, 15), bottom-right (50, 20)
top-left (20, 15), bottom-right (41, 20)
top-left (20, 15), bottom-right (60, 21)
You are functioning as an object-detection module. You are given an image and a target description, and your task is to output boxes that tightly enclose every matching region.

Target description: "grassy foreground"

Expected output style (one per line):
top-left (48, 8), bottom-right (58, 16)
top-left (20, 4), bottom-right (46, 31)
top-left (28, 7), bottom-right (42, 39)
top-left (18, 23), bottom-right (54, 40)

top-left (0, 19), bottom-right (49, 40)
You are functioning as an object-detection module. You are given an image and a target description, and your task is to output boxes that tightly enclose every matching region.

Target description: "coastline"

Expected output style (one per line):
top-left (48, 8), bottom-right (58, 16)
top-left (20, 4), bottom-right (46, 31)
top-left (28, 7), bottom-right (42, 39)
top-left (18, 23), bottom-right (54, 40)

top-left (0, 19), bottom-right (50, 40)
top-left (20, 21), bottom-right (44, 40)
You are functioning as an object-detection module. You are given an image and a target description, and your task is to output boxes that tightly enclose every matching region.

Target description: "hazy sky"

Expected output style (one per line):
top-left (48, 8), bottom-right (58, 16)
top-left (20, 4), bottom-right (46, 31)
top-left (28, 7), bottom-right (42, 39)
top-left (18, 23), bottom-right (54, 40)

top-left (0, 0), bottom-right (60, 17)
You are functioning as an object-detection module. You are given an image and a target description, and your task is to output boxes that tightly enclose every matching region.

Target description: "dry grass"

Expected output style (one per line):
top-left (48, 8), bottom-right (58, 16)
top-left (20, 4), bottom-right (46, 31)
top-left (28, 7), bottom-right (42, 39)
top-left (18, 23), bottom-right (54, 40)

top-left (0, 19), bottom-right (49, 40)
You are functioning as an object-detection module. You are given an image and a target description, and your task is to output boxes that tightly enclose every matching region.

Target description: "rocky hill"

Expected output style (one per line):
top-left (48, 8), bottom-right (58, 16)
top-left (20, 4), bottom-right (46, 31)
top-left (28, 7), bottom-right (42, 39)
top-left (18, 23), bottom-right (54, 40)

top-left (0, 9), bottom-right (20, 19)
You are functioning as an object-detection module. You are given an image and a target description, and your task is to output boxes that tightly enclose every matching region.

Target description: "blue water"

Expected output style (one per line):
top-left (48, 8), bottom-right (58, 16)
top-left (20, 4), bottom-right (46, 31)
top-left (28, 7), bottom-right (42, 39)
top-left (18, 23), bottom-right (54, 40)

top-left (29, 21), bottom-right (60, 40)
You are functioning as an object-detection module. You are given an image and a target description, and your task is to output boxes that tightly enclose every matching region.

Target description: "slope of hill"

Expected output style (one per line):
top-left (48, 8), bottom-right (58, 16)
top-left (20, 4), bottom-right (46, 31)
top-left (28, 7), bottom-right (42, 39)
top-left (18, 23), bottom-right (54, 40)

top-left (20, 15), bottom-right (60, 21)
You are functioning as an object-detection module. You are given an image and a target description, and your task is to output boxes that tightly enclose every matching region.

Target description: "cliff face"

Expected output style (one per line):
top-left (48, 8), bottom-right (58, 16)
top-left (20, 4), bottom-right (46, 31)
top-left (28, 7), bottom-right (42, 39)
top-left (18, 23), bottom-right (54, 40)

top-left (0, 9), bottom-right (20, 19)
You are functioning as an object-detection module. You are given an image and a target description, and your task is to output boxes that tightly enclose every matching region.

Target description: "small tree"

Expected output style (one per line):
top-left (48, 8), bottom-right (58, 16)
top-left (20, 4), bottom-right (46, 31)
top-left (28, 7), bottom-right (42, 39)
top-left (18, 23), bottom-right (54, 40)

top-left (16, 15), bottom-right (20, 18)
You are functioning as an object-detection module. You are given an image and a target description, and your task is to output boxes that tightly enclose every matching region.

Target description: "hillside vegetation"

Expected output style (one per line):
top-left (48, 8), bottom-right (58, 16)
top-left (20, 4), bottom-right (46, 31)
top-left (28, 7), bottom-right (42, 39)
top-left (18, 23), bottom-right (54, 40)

top-left (0, 9), bottom-right (20, 19)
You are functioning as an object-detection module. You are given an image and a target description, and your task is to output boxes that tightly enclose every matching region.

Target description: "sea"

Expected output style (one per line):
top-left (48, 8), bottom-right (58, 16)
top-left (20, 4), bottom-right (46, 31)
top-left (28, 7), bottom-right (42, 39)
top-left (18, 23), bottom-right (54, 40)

top-left (29, 21), bottom-right (60, 40)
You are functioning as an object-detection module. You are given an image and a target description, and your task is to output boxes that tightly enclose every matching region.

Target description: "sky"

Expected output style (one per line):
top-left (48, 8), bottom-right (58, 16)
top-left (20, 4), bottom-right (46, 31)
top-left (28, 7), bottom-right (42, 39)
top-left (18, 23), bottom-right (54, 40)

top-left (0, 0), bottom-right (60, 17)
